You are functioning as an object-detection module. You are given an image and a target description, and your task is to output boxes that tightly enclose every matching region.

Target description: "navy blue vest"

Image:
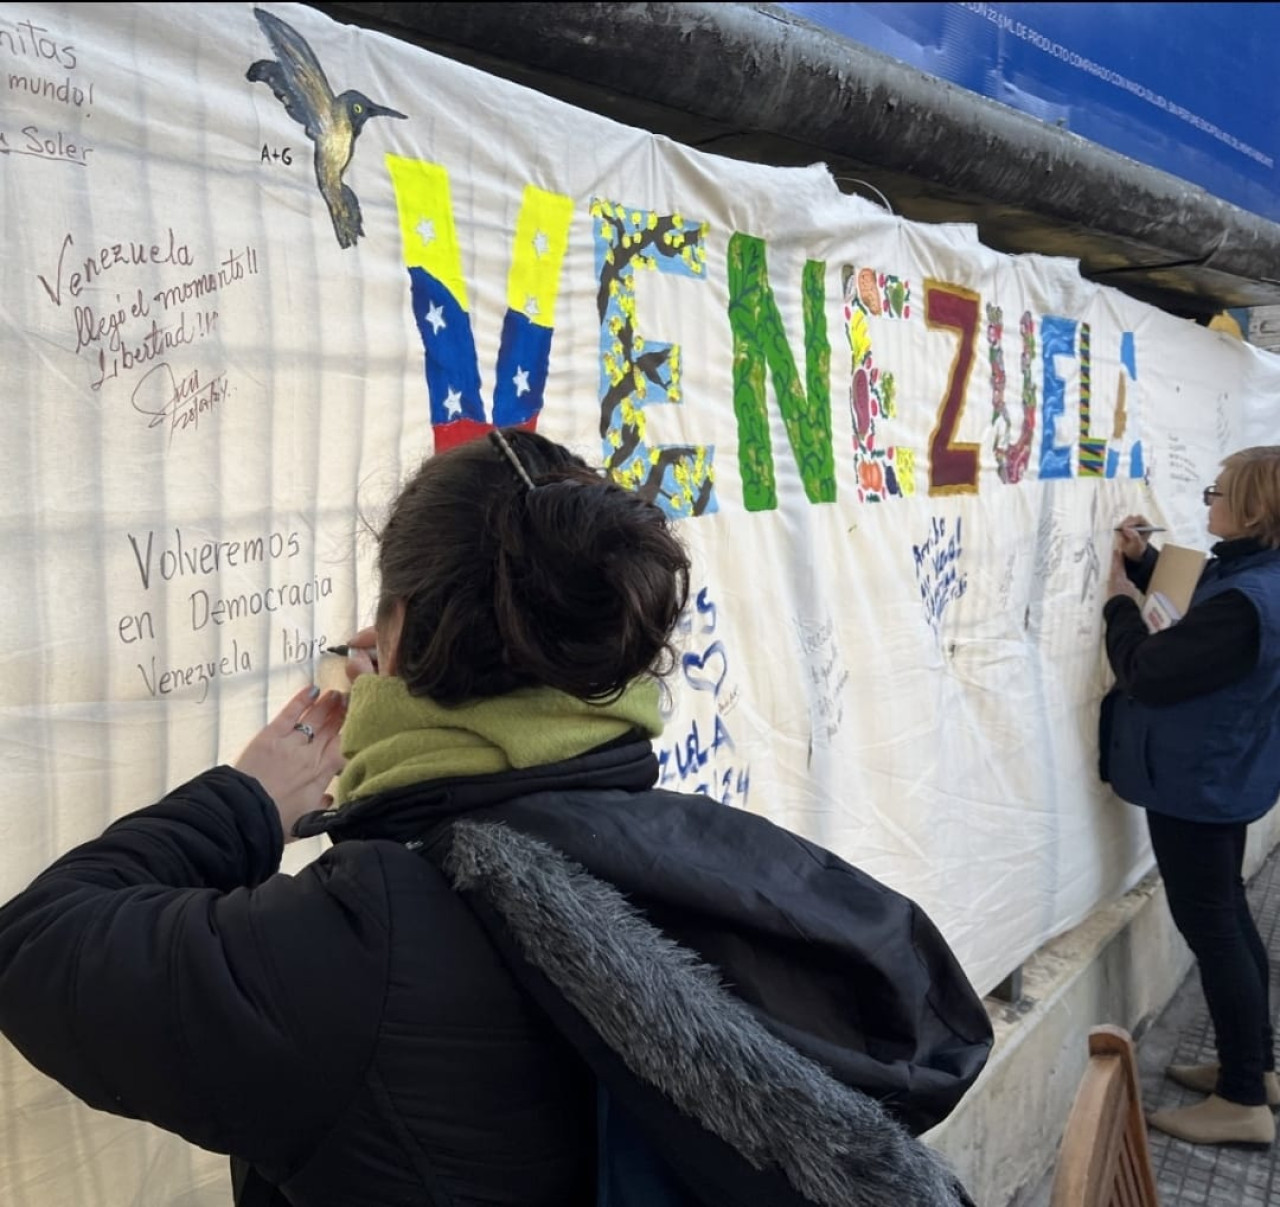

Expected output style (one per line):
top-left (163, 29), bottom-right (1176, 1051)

top-left (1105, 547), bottom-right (1280, 823)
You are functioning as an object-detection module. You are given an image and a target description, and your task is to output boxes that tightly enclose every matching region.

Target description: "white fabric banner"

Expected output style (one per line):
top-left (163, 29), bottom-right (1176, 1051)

top-left (2, 3), bottom-right (1276, 1201)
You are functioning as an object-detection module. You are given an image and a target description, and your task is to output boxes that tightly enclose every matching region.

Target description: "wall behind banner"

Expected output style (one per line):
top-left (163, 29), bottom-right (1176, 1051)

top-left (3, 2), bottom-right (1279, 1203)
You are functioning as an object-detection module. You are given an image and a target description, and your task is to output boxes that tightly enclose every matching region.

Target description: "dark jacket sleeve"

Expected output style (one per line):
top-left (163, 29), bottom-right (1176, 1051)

top-left (1103, 589), bottom-right (1261, 705)
top-left (1124, 544), bottom-right (1160, 593)
top-left (0, 766), bottom-right (389, 1174)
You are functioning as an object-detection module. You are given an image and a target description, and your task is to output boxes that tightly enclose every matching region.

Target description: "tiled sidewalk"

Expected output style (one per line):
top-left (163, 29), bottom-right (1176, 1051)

top-left (1132, 844), bottom-right (1280, 1207)
top-left (1024, 844), bottom-right (1280, 1206)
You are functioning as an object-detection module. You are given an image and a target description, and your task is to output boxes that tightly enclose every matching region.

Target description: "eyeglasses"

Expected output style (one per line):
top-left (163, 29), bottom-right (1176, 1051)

top-left (1203, 486), bottom-right (1224, 506)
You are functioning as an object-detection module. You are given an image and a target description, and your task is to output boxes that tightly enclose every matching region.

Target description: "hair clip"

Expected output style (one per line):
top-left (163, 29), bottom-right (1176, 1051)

top-left (489, 428), bottom-right (538, 492)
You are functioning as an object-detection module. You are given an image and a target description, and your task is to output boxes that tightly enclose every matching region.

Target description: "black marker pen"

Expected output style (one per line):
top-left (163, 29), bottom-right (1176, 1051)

top-left (325, 644), bottom-right (378, 666)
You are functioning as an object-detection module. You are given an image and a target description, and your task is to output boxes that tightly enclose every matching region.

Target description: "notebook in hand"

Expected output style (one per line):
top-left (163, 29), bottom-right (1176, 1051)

top-left (1139, 543), bottom-right (1207, 632)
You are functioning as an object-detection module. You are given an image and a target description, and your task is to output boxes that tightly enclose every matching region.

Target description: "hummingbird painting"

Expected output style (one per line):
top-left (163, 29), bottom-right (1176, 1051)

top-left (247, 8), bottom-right (407, 249)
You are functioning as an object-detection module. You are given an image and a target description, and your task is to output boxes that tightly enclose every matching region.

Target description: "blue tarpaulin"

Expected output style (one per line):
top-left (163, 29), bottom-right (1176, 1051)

top-left (777, 2), bottom-right (1280, 224)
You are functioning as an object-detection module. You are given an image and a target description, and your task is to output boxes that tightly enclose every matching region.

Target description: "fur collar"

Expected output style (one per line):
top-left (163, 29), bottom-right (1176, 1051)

top-left (445, 820), bottom-right (969, 1207)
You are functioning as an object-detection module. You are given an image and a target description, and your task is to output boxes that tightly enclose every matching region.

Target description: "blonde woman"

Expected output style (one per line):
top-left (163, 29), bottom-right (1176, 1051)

top-left (1103, 446), bottom-right (1280, 1148)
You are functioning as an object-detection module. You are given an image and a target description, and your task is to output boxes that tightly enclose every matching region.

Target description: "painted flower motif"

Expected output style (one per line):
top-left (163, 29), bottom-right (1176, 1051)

top-left (881, 372), bottom-right (896, 418)
top-left (857, 268), bottom-right (882, 315)
top-left (1006, 444), bottom-right (1030, 483)
top-left (852, 367), bottom-right (872, 436)
top-left (896, 447), bottom-right (916, 496)
top-left (859, 458), bottom-right (885, 495)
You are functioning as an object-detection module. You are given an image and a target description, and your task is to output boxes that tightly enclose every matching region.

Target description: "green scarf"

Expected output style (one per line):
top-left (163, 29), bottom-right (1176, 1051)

top-left (336, 675), bottom-right (665, 803)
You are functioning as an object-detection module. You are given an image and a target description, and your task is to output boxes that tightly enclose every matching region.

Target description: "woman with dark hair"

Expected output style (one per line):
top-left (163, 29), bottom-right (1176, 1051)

top-left (1103, 445), bottom-right (1280, 1149)
top-left (0, 429), bottom-right (991, 1206)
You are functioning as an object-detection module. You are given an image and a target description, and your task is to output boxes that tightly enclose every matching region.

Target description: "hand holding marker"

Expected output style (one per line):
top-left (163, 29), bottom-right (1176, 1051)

top-left (323, 632), bottom-right (379, 689)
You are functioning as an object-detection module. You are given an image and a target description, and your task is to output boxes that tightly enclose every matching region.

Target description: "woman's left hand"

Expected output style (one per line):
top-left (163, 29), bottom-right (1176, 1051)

top-left (235, 685), bottom-right (347, 840)
top-left (1107, 549), bottom-right (1143, 605)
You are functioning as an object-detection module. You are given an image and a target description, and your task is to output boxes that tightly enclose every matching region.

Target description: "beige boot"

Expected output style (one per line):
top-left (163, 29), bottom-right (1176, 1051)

top-left (1148, 1094), bottom-right (1276, 1148)
top-left (1166, 1062), bottom-right (1280, 1108)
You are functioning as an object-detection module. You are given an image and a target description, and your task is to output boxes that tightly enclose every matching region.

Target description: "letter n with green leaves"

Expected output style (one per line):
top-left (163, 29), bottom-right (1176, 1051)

top-left (728, 234), bottom-right (835, 512)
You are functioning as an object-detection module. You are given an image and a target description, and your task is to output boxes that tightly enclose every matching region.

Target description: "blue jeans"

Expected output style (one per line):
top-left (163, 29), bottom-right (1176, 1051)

top-left (1147, 810), bottom-right (1274, 1106)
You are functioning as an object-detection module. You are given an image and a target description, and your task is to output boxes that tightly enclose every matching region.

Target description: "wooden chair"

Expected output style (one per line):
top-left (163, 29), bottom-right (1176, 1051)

top-left (1050, 1024), bottom-right (1160, 1207)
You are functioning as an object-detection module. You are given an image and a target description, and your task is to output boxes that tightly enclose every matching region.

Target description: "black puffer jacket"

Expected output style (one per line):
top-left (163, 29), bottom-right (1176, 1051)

top-left (0, 738), bottom-right (991, 1207)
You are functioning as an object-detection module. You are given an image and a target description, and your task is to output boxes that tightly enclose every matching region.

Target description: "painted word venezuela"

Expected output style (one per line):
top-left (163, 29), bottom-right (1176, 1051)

top-left (387, 156), bottom-right (1143, 519)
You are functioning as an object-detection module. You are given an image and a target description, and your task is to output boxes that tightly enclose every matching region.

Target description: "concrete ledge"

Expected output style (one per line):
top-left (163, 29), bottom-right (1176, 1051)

top-left (926, 810), bottom-right (1280, 1206)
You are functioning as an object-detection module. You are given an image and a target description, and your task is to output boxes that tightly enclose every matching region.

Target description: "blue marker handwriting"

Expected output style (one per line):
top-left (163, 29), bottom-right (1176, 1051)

top-left (659, 584), bottom-right (750, 807)
top-left (913, 515), bottom-right (968, 633)
top-left (675, 586), bottom-right (718, 636)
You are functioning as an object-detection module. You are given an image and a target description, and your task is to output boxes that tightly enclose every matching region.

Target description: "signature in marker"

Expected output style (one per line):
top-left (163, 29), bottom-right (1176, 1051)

top-left (130, 362), bottom-right (229, 444)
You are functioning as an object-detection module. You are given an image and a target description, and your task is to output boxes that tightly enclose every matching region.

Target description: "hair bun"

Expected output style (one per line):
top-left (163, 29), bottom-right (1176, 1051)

top-left (492, 473), bottom-right (689, 700)
top-left (378, 430), bottom-right (689, 704)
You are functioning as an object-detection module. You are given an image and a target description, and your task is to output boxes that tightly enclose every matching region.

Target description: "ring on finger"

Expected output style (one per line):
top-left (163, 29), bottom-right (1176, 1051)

top-left (293, 722), bottom-right (315, 743)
